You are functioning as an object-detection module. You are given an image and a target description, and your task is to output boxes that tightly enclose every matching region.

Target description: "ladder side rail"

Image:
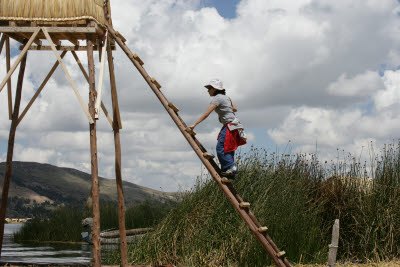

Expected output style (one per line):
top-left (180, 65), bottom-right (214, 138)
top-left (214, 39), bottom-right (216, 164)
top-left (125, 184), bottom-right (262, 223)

top-left (226, 184), bottom-right (291, 267)
top-left (106, 24), bottom-right (286, 267)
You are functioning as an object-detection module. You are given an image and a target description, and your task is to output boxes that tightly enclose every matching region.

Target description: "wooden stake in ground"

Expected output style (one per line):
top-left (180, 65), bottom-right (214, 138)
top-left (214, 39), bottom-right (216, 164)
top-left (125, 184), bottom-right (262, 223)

top-left (87, 34), bottom-right (102, 267)
top-left (107, 40), bottom-right (128, 267)
top-left (0, 50), bottom-right (28, 257)
top-left (328, 219), bottom-right (340, 267)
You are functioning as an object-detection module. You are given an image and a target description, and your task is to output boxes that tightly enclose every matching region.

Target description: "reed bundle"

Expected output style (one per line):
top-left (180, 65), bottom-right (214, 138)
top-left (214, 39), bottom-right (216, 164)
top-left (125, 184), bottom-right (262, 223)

top-left (0, 0), bottom-right (105, 25)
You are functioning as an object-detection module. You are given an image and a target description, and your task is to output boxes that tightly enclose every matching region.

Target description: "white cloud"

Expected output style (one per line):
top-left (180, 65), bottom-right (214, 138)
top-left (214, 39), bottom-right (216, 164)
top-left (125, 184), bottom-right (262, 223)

top-left (0, 0), bottom-right (399, 191)
top-left (327, 71), bottom-right (383, 97)
top-left (269, 70), bottom-right (400, 164)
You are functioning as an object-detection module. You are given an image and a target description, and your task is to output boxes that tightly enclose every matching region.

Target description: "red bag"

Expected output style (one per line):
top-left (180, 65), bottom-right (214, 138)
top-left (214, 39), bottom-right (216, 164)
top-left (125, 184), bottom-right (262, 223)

top-left (218, 124), bottom-right (247, 153)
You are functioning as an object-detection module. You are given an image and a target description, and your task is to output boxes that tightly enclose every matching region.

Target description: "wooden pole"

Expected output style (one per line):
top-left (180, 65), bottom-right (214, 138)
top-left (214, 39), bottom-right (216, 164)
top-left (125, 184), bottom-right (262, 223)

top-left (328, 219), bottom-right (340, 267)
top-left (0, 50), bottom-right (28, 257)
top-left (6, 37), bottom-right (12, 120)
top-left (107, 40), bottom-right (128, 267)
top-left (87, 34), bottom-right (102, 267)
top-left (17, 51), bottom-right (67, 126)
top-left (0, 34), bottom-right (5, 55)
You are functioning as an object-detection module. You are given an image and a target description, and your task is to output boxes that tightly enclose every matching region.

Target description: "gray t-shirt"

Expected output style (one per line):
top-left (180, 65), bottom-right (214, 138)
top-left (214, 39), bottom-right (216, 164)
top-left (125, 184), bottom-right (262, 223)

top-left (210, 94), bottom-right (236, 125)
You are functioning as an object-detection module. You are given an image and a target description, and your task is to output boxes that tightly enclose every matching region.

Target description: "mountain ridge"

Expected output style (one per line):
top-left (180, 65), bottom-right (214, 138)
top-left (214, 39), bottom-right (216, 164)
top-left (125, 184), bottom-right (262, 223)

top-left (0, 161), bottom-right (176, 217)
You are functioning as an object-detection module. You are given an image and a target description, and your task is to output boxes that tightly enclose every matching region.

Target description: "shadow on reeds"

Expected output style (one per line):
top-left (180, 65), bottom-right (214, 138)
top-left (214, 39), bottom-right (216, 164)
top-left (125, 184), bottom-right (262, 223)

top-left (109, 144), bottom-right (400, 266)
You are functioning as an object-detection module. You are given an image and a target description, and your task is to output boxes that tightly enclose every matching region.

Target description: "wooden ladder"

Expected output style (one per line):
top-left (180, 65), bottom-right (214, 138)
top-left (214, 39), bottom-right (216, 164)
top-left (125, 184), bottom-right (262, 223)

top-left (105, 22), bottom-right (292, 267)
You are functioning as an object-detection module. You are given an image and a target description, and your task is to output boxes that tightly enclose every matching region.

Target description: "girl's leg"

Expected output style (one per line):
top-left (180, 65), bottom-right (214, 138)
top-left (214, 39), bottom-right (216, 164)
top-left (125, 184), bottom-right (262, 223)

top-left (216, 127), bottom-right (235, 172)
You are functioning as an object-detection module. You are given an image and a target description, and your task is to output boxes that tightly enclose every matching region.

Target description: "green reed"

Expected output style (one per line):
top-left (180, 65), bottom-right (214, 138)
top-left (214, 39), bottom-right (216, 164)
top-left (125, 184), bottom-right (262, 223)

top-left (13, 201), bottom-right (173, 243)
top-left (105, 144), bottom-right (400, 266)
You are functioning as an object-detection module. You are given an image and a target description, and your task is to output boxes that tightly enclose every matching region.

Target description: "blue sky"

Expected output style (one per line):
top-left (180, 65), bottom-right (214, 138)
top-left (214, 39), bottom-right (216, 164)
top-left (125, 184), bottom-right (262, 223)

top-left (201, 0), bottom-right (241, 18)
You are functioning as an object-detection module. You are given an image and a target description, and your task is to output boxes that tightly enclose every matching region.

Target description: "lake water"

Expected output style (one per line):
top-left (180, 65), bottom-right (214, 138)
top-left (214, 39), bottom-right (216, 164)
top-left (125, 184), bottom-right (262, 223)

top-left (0, 223), bottom-right (117, 265)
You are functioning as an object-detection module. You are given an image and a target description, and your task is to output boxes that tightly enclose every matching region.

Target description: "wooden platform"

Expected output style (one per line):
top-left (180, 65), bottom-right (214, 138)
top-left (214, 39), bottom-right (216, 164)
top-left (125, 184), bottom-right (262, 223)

top-left (0, 20), bottom-right (116, 51)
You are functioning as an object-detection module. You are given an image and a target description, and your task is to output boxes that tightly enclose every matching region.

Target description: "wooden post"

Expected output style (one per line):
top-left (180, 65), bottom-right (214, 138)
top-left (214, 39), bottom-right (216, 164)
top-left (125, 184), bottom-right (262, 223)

top-left (107, 41), bottom-right (128, 267)
top-left (328, 219), bottom-right (340, 267)
top-left (0, 34), bottom-right (5, 55)
top-left (6, 37), bottom-right (12, 120)
top-left (0, 50), bottom-right (28, 257)
top-left (87, 34), bottom-right (102, 267)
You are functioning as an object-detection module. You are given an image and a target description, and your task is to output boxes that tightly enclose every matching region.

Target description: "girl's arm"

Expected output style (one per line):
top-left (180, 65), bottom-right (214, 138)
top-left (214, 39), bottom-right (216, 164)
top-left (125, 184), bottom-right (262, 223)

top-left (231, 101), bottom-right (238, 112)
top-left (188, 104), bottom-right (217, 130)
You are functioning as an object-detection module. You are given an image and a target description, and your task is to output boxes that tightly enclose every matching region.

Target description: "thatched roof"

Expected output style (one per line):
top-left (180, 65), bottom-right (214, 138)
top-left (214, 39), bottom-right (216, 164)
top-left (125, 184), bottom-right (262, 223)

top-left (0, 0), bottom-right (106, 25)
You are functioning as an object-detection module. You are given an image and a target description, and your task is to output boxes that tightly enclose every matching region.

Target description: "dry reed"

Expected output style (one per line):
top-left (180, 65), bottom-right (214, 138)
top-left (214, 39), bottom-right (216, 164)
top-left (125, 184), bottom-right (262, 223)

top-left (0, 0), bottom-right (105, 25)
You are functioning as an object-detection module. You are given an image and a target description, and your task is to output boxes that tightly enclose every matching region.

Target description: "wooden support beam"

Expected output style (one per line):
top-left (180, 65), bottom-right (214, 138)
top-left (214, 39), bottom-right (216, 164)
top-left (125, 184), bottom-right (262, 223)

top-left (19, 45), bottom-right (107, 51)
top-left (94, 30), bottom-right (108, 119)
top-left (42, 27), bottom-right (94, 124)
top-left (70, 50), bottom-right (114, 128)
top-left (0, 50), bottom-right (28, 257)
top-left (71, 51), bottom-right (90, 81)
top-left (19, 32), bottom-right (42, 46)
top-left (87, 34), bottom-right (102, 267)
top-left (0, 34), bottom-right (5, 55)
top-left (106, 41), bottom-right (122, 129)
top-left (0, 28), bottom-right (40, 94)
top-left (6, 37), bottom-right (12, 120)
top-left (203, 152), bottom-right (215, 160)
top-left (168, 102), bottom-right (179, 112)
top-left (17, 51), bottom-right (67, 126)
top-left (0, 26), bottom-right (98, 33)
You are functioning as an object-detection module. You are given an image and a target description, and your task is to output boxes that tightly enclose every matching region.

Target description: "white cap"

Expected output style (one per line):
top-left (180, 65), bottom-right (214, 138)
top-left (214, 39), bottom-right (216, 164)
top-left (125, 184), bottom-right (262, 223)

top-left (205, 79), bottom-right (224, 90)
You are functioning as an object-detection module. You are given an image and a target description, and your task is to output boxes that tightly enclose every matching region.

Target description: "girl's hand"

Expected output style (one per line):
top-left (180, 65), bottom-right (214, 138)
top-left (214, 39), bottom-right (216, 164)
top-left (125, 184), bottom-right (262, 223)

top-left (187, 125), bottom-right (196, 130)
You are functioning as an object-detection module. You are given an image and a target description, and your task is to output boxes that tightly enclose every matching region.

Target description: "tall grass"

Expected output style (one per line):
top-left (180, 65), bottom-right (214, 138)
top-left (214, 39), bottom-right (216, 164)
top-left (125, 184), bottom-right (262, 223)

top-left (105, 144), bottom-right (400, 266)
top-left (13, 201), bottom-right (173, 243)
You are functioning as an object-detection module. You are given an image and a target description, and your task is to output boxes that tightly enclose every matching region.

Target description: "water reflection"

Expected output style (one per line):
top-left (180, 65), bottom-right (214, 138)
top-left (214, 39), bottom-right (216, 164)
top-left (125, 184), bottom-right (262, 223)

top-left (0, 224), bottom-right (94, 265)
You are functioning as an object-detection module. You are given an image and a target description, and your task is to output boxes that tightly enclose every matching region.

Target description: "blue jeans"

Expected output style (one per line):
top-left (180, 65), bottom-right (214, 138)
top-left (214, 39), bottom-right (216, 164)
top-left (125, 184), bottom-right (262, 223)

top-left (217, 126), bottom-right (235, 172)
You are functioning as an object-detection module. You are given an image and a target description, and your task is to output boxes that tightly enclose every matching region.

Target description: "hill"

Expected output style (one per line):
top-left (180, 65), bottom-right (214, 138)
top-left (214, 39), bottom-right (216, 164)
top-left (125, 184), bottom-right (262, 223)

top-left (0, 161), bottom-right (176, 217)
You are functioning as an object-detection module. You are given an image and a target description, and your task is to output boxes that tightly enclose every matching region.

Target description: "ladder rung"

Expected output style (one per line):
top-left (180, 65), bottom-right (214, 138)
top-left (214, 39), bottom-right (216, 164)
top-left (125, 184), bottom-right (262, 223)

top-left (115, 31), bottom-right (127, 43)
top-left (258, 226), bottom-right (268, 233)
top-left (276, 251), bottom-right (286, 257)
top-left (133, 53), bottom-right (144, 65)
top-left (203, 152), bottom-right (215, 160)
top-left (239, 202), bottom-right (250, 208)
top-left (151, 78), bottom-right (161, 89)
top-left (221, 177), bottom-right (232, 183)
top-left (168, 102), bottom-right (179, 112)
top-left (185, 128), bottom-right (196, 136)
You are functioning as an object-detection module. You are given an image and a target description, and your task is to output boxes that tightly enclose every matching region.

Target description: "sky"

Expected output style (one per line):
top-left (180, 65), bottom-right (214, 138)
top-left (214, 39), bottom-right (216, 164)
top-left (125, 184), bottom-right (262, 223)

top-left (0, 0), bottom-right (400, 192)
